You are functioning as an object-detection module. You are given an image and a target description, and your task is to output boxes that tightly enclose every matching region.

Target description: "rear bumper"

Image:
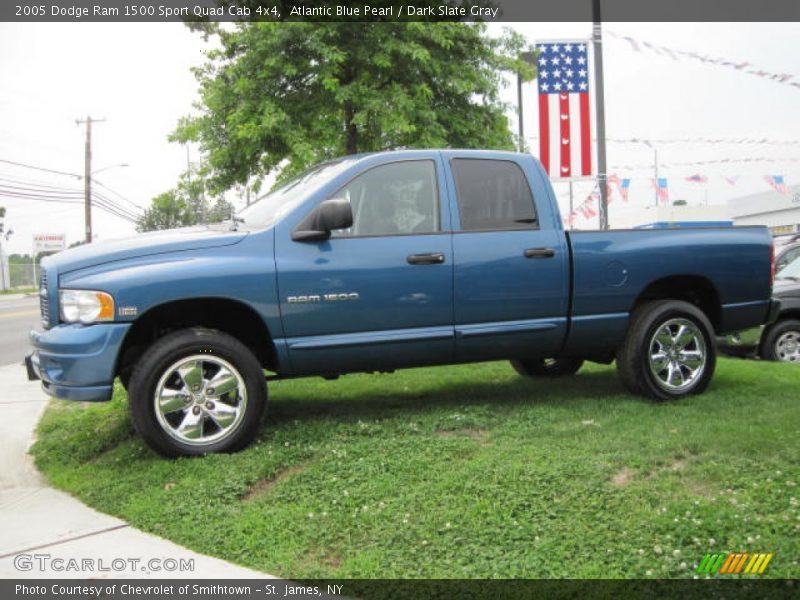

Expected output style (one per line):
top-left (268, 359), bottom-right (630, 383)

top-left (25, 323), bottom-right (131, 402)
top-left (720, 298), bottom-right (779, 333)
top-left (766, 297), bottom-right (781, 325)
top-left (716, 298), bottom-right (781, 357)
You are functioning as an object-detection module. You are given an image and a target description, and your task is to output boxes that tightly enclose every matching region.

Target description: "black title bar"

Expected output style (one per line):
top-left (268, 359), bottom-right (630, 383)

top-left (3, 0), bottom-right (800, 22)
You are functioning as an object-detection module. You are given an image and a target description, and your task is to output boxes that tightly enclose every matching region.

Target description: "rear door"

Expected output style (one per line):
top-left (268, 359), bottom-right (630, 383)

top-left (275, 156), bottom-right (454, 375)
top-left (445, 154), bottom-right (570, 361)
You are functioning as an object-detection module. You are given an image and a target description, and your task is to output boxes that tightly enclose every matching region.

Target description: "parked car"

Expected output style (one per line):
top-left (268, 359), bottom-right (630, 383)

top-left (26, 150), bottom-right (778, 456)
top-left (718, 255), bottom-right (800, 362)
top-left (773, 233), bottom-right (800, 251)
top-left (775, 241), bottom-right (800, 273)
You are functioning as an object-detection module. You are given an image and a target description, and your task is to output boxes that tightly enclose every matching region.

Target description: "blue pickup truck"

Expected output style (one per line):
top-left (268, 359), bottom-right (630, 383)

top-left (27, 150), bottom-right (778, 457)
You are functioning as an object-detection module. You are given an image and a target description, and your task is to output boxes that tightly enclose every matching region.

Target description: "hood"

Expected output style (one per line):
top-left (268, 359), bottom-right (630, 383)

top-left (44, 225), bottom-right (248, 275)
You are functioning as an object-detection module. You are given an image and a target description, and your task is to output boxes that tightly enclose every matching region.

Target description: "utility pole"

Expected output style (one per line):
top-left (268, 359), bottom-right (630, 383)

top-left (517, 69), bottom-right (524, 153)
top-left (76, 116), bottom-right (105, 243)
top-left (516, 51), bottom-right (537, 154)
top-left (592, 0), bottom-right (609, 230)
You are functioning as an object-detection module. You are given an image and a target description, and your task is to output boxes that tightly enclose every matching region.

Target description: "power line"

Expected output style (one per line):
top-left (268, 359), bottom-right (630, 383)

top-left (0, 170), bottom-right (142, 221)
top-left (0, 183), bottom-right (139, 219)
top-left (0, 173), bottom-right (84, 191)
top-left (0, 190), bottom-right (138, 224)
top-left (92, 177), bottom-right (144, 210)
top-left (0, 184), bottom-right (84, 198)
top-left (0, 157), bottom-right (81, 179)
top-left (0, 187), bottom-right (84, 200)
top-left (0, 191), bottom-right (82, 205)
top-left (92, 191), bottom-right (141, 221)
top-left (0, 159), bottom-right (144, 213)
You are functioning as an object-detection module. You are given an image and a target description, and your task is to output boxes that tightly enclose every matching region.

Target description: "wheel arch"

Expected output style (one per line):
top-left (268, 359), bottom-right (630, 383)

top-left (631, 275), bottom-right (722, 333)
top-left (116, 297), bottom-right (278, 385)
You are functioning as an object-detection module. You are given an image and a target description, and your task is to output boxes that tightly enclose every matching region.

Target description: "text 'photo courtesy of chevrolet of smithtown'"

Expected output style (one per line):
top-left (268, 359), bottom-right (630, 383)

top-left (0, 0), bottom-right (798, 597)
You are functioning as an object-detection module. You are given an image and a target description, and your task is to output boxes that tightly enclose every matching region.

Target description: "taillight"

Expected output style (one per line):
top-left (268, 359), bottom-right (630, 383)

top-left (770, 242), bottom-right (776, 287)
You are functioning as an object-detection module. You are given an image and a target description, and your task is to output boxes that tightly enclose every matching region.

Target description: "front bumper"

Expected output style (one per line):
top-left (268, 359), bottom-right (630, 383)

top-left (25, 322), bottom-right (131, 402)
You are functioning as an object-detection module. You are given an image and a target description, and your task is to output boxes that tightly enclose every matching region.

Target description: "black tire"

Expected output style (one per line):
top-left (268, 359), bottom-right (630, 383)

top-left (128, 327), bottom-right (267, 457)
top-left (760, 319), bottom-right (800, 363)
top-left (511, 357), bottom-right (584, 378)
top-left (616, 300), bottom-right (716, 402)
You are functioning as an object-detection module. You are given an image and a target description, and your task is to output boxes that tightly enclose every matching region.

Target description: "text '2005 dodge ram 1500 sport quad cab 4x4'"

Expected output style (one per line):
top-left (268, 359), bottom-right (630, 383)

top-left (26, 150), bottom-right (779, 457)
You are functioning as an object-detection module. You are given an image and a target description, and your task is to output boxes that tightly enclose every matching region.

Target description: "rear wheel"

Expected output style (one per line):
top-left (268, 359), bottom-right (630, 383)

top-left (128, 327), bottom-right (267, 457)
top-left (760, 319), bottom-right (800, 363)
top-left (511, 357), bottom-right (584, 378)
top-left (616, 300), bottom-right (716, 401)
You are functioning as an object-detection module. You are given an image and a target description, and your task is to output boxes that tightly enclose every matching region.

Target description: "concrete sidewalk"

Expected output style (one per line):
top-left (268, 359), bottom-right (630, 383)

top-left (0, 363), bottom-right (270, 579)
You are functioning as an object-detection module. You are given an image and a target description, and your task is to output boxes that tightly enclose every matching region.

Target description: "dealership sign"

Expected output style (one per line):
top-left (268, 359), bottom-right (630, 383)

top-left (33, 233), bottom-right (66, 253)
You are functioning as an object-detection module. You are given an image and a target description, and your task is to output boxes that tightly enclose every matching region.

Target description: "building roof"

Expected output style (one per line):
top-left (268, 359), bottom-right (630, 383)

top-left (728, 185), bottom-right (800, 218)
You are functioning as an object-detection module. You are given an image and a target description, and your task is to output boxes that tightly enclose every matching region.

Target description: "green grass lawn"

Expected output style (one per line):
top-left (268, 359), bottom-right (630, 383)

top-left (31, 359), bottom-right (800, 579)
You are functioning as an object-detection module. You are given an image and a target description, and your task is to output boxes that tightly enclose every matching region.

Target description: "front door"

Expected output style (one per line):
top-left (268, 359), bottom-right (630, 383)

top-left (275, 158), bottom-right (454, 375)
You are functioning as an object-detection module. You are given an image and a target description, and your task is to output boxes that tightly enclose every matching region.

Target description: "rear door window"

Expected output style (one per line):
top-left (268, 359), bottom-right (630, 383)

top-left (450, 159), bottom-right (538, 231)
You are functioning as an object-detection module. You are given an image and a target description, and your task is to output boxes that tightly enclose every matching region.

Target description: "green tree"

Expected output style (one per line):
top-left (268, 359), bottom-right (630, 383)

top-left (172, 21), bottom-right (534, 193)
top-left (136, 168), bottom-right (235, 232)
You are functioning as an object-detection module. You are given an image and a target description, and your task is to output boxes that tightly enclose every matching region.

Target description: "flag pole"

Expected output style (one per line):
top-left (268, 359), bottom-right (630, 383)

top-left (592, 0), bottom-right (609, 230)
top-left (517, 69), bottom-right (524, 153)
top-left (569, 181), bottom-right (574, 230)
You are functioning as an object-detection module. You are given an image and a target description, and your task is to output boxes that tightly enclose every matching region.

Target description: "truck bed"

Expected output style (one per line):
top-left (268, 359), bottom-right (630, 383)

top-left (561, 226), bottom-right (774, 357)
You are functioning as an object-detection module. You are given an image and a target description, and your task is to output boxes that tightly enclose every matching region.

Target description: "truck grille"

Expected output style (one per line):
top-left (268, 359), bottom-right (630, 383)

top-left (39, 270), bottom-right (50, 327)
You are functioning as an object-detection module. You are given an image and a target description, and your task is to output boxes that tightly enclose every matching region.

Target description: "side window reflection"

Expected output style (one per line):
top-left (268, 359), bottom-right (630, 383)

top-left (332, 160), bottom-right (440, 237)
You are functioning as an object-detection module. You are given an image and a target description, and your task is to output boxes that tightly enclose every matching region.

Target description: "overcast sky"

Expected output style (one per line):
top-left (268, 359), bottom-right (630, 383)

top-left (1, 21), bottom-right (799, 254)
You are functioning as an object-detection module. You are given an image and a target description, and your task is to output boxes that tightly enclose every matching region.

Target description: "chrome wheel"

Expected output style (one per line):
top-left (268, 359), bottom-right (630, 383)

top-left (774, 330), bottom-right (800, 363)
top-left (154, 354), bottom-right (248, 447)
top-left (648, 318), bottom-right (707, 392)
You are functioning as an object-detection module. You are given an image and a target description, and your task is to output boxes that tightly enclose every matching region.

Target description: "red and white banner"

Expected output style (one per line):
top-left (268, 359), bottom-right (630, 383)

top-left (535, 41), bottom-right (592, 179)
top-left (33, 233), bottom-right (66, 253)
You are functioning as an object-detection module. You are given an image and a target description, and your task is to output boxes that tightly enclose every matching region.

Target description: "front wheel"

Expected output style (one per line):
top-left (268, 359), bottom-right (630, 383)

top-left (616, 300), bottom-right (716, 401)
top-left (511, 357), bottom-right (584, 378)
top-left (760, 319), bottom-right (800, 363)
top-left (128, 328), bottom-right (267, 457)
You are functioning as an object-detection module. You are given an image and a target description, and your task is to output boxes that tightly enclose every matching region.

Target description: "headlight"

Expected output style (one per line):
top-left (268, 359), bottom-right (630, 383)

top-left (59, 289), bottom-right (115, 324)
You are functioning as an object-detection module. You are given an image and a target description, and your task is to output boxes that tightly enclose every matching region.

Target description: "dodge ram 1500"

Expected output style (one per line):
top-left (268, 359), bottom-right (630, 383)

top-left (26, 150), bottom-right (779, 456)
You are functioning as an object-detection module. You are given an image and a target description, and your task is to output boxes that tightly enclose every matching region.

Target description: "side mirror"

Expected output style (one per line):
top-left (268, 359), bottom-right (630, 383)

top-left (292, 198), bottom-right (354, 241)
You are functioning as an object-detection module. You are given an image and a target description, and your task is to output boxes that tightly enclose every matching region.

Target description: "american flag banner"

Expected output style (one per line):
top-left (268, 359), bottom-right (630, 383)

top-left (606, 174), bottom-right (619, 201)
top-left (764, 175), bottom-right (788, 194)
top-left (685, 174), bottom-right (708, 183)
top-left (722, 176), bottom-right (740, 186)
top-left (619, 178), bottom-right (631, 201)
top-left (653, 178), bottom-right (669, 203)
top-left (535, 41), bottom-right (592, 179)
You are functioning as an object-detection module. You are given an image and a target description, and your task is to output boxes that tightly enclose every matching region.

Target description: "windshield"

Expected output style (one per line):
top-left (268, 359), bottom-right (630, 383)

top-left (776, 255), bottom-right (800, 280)
top-left (237, 159), bottom-right (356, 227)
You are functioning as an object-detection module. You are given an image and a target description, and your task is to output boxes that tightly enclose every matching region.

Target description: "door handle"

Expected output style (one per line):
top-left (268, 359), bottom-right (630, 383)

top-left (407, 252), bottom-right (446, 265)
top-left (524, 247), bottom-right (555, 259)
